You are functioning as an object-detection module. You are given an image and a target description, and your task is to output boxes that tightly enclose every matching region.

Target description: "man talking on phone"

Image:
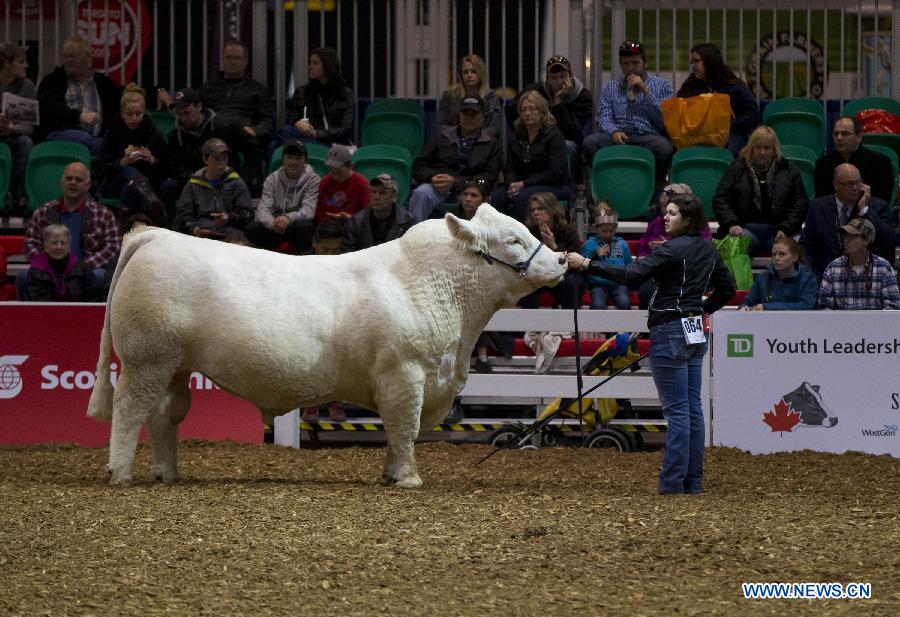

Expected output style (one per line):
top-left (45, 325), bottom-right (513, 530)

top-left (582, 40), bottom-right (674, 186)
top-left (800, 162), bottom-right (894, 277)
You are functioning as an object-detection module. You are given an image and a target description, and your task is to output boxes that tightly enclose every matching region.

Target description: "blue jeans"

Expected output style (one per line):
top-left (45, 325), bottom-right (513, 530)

top-left (590, 284), bottom-right (631, 309)
top-left (408, 183), bottom-right (454, 222)
top-left (16, 266), bottom-right (106, 301)
top-left (104, 165), bottom-right (148, 211)
top-left (47, 129), bottom-right (104, 156)
top-left (649, 319), bottom-right (707, 494)
top-left (4, 133), bottom-right (33, 206)
top-left (489, 184), bottom-right (573, 222)
top-left (743, 222), bottom-right (775, 257)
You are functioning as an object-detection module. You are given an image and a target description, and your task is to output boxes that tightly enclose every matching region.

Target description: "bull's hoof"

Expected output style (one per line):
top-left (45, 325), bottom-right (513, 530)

top-left (153, 465), bottom-right (179, 483)
top-left (391, 475), bottom-right (423, 489)
top-left (108, 468), bottom-right (133, 487)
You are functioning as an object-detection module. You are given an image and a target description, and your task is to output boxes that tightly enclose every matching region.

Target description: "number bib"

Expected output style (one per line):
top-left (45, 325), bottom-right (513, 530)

top-left (680, 315), bottom-right (706, 344)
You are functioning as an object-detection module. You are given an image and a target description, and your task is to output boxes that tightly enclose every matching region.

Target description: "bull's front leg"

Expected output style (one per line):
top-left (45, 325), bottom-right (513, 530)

top-left (377, 365), bottom-right (425, 489)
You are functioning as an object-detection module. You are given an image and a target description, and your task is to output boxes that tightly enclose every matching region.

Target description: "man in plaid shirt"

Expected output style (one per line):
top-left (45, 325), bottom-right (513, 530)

top-left (18, 161), bottom-right (120, 300)
top-left (818, 218), bottom-right (900, 310)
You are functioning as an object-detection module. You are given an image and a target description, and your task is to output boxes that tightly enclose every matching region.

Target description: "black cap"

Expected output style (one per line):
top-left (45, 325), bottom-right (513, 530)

top-left (459, 95), bottom-right (486, 113)
top-left (170, 88), bottom-right (201, 109)
top-left (283, 139), bottom-right (307, 156)
top-left (618, 41), bottom-right (645, 57)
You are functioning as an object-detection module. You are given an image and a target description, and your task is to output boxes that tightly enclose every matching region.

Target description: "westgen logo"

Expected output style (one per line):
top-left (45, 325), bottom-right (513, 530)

top-left (727, 334), bottom-right (753, 357)
top-left (862, 424), bottom-right (897, 438)
top-left (0, 355), bottom-right (29, 399)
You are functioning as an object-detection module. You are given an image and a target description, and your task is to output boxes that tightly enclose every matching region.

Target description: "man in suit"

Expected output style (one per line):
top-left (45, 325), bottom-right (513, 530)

top-left (801, 163), bottom-right (894, 277)
top-left (813, 116), bottom-right (894, 202)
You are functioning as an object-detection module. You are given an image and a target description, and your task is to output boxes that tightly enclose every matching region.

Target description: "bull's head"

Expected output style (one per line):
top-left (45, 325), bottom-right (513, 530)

top-left (446, 204), bottom-right (568, 301)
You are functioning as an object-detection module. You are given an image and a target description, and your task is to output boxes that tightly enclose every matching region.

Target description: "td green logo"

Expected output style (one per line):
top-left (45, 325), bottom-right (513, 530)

top-left (727, 334), bottom-right (753, 357)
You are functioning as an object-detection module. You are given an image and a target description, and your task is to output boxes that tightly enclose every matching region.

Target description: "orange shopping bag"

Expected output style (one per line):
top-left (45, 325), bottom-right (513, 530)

top-left (661, 93), bottom-right (732, 149)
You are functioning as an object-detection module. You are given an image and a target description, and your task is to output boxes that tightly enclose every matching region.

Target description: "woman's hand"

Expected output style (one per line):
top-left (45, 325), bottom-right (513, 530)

top-left (565, 252), bottom-right (590, 270)
top-left (507, 181), bottom-right (525, 198)
top-left (539, 222), bottom-right (556, 250)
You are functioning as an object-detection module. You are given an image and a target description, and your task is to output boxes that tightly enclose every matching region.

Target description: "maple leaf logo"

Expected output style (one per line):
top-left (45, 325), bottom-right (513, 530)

top-left (763, 399), bottom-right (801, 434)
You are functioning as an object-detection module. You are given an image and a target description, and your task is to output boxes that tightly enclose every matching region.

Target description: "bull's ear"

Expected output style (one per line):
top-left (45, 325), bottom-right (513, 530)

top-left (445, 213), bottom-right (478, 245)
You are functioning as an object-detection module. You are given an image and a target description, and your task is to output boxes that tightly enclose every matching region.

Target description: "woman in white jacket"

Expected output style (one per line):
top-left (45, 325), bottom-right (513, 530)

top-left (246, 139), bottom-right (321, 253)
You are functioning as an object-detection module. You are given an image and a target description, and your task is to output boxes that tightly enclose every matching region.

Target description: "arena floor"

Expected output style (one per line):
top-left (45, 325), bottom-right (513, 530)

top-left (1, 441), bottom-right (897, 616)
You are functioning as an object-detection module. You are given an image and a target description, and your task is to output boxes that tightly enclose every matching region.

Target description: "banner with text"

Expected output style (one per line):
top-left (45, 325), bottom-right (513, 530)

top-left (712, 311), bottom-right (899, 457)
top-left (0, 304), bottom-right (264, 446)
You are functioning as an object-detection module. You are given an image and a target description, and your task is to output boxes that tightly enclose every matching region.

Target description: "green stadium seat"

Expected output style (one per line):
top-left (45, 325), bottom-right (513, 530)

top-left (779, 145), bottom-right (818, 201)
top-left (0, 143), bottom-right (11, 216)
top-left (842, 97), bottom-right (900, 119)
top-left (352, 144), bottom-right (412, 209)
top-left (24, 141), bottom-right (91, 212)
top-left (147, 110), bottom-right (176, 138)
top-left (668, 145), bottom-right (733, 220)
top-left (365, 98), bottom-right (425, 121)
top-left (762, 97), bottom-right (826, 155)
top-left (863, 143), bottom-right (898, 216)
top-left (590, 145), bottom-right (655, 220)
top-left (361, 111), bottom-right (424, 161)
top-left (862, 133), bottom-right (900, 167)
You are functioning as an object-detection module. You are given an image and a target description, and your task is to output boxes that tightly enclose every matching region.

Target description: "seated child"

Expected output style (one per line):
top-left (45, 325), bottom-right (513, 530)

top-left (581, 206), bottom-right (632, 309)
top-left (26, 224), bottom-right (96, 302)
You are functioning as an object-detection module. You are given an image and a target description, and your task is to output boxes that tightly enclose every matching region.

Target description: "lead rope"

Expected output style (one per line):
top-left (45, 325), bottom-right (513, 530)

top-left (571, 267), bottom-right (588, 445)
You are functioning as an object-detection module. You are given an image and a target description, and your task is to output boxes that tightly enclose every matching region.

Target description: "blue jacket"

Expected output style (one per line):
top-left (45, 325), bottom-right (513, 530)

top-left (582, 235), bottom-right (632, 288)
top-left (741, 263), bottom-right (818, 310)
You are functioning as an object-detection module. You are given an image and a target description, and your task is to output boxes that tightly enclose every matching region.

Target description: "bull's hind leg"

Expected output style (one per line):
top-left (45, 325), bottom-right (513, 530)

top-left (108, 364), bottom-right (174, 486)
top-left (377, 366), bottom-right (425, 489)
top-left (148, 371), bottom-right (192, 483)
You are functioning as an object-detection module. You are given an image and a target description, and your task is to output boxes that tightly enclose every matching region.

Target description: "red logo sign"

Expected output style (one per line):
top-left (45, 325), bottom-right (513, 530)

top-left (77, 0), bottom-right (152, 85)
top-left (763, 399), bottom-right (801, 434)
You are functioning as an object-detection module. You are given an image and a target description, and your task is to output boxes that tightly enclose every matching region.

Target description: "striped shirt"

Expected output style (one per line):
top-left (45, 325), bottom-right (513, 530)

top-left (817, 254), bottom-right (900, 310)
top-left (596, 74), bottom-right (673, 136)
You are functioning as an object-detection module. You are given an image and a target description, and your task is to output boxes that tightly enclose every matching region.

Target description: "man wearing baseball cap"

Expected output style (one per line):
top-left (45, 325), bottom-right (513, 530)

top-left (246, 139), bottom-right (320, 253)
top-left (160, 88), bottom-right (222, 216)
top-left (342, 173), bottom-right (416, 253)
top-left (582, 40), bottom-right (675, 185)
top-left (518, 55), bottom-right (593, 154)
top-left (818, 217), bottom-right (900, 310)
top-left (409, 94), bottom-right (501, 222)
top-left (314, 144), bottom-right (370, 224)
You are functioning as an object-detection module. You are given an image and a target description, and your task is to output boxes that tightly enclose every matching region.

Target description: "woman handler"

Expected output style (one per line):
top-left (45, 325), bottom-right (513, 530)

top-left (567, 194), bottom-right (735, 494)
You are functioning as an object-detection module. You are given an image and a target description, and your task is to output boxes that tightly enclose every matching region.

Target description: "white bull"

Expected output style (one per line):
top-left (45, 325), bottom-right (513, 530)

top-left (87, 205), bottom-right (567, 487)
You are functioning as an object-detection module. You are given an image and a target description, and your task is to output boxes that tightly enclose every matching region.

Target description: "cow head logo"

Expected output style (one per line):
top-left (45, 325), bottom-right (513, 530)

top-left (764, 382), bottom-right (839, 434)
top-left (0, 355), bottom-right (29, 399)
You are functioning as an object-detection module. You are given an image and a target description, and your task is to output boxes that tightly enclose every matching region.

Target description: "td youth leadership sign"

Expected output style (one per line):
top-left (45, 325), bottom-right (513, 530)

top-left (712, 311), bottom-right (899, 457)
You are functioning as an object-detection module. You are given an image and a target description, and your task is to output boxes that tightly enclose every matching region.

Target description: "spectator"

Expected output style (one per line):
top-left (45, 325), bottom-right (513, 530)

top-left (98, 83), bottom-right (166, 224)
top-left (801, 163), bottom-right (894, 278)
top-left (25, 224), bottom-right (96, 302)
top-left (160, 88), bottom-right (219, 217)
top-left (518, 192), bottom-right (580, 309)
top-left (0, 42), bottom-right (35, 213)
top-left (818, 218), bottom-right (900, 310)
top-left (520, 54), bottom-right (593, 158)
top-left (315, 144), bottom-right (370, 225)
top-left (408, 94), bottom-right (501, 221)
top-left (582, 40), bottom-right (674, 184)
top-left (342, 173), bottom-right (416, 253)
top-left (489, 90), bottom-right (570, 221)
top-left (273, 47), bottom-right (355, 156)
top-left (246, 139), bottom-right (319, 253)
top-left (635, 183), bottom-right (712, 308)
top-left (302, 218), bottom-right (348, 424)
top-left (311, 218), bottom-right (343, 255)
top-left (581, 206), bottom-right (632, 310)
top-left (453, 177), bottom-right (490, 220)
top-left (36, 35), bottom-right (120, 154)
top-left (173, 138), bottom-right (254, 242)
top-left (198, 40), bottom-right (274, 193)
top-left (740, 236), bottom-right (817, 310)
top-left (676, 43), bottom-right (759, 157)
top-left (437, 54), bottom-right (503, 139)
top-left (814, 116), bottom-right (894, 203)
top-left (711, 126), bottom-right (808, 256)
top-left (19, 161), bottom-right (120, 300)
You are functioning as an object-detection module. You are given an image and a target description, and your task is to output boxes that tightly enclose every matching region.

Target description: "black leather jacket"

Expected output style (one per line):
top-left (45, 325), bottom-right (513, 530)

top-left (587, 234), bottom-right (736, 327)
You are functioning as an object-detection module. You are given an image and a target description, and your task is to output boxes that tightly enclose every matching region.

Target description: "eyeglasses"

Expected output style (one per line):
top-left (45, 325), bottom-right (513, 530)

top-left (664, 188), bottom-right (681, 198)
top-left (619, 41), bottom-right (644, 54)
top-left (833, 130), bottom-right (859, 137)
top-left (835, 180), bottom-right (862, 188)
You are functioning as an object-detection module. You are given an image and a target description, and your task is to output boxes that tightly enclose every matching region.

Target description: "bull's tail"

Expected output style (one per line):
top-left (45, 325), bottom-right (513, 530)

top-left (87, 227), bottom-right (157, 421)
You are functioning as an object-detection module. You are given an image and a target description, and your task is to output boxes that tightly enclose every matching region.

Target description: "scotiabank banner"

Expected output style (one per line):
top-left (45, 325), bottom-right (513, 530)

top-left (0, 303), bottom-right (263, 446)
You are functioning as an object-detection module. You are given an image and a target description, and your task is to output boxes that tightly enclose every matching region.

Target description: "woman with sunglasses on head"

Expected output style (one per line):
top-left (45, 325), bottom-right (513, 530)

top-left (677, 43), bottom-right (759, 157)
top-left (437, 54), bottom-right (503, 139)
top-left (567, 193), bottom-right (735, 494)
